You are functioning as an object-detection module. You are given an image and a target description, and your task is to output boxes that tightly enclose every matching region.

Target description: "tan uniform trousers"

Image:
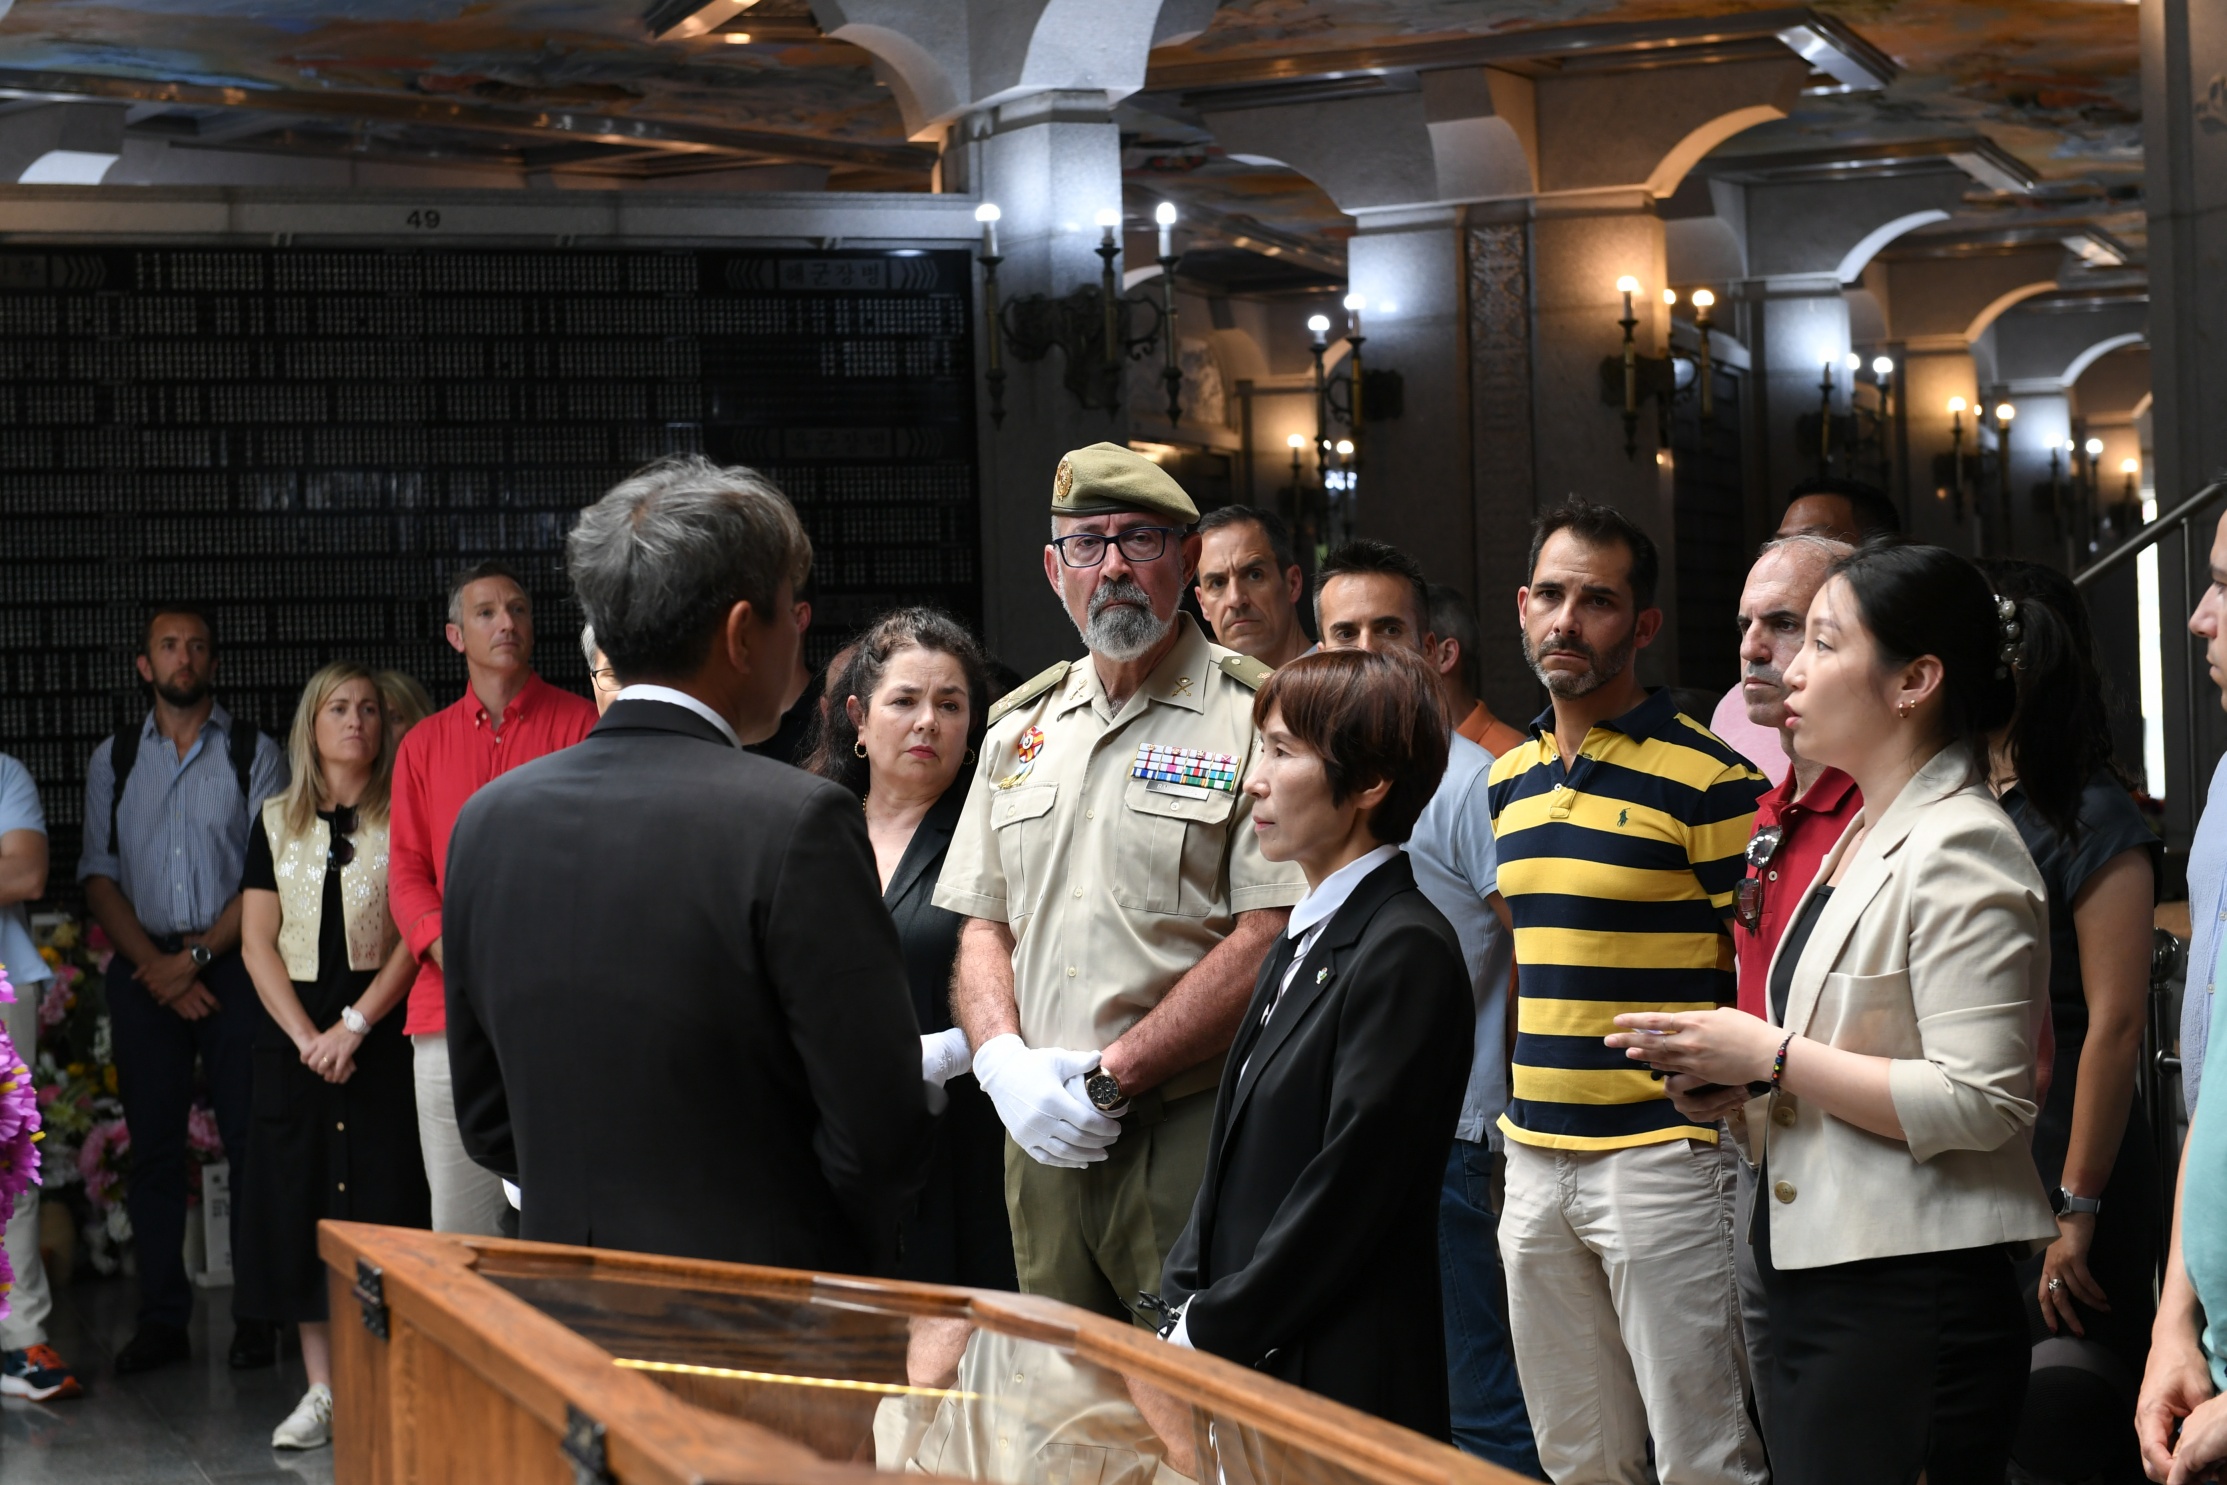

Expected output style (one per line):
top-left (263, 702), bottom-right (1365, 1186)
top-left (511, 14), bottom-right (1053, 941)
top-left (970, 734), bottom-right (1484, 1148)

top-left (1005, 1086), bottom-right (1215, 1325)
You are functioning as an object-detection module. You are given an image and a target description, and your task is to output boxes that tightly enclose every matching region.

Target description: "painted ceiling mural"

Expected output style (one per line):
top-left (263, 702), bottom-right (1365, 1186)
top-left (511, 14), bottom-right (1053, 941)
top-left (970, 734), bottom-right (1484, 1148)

top-left (0, 0), bottom-right (2148, 263)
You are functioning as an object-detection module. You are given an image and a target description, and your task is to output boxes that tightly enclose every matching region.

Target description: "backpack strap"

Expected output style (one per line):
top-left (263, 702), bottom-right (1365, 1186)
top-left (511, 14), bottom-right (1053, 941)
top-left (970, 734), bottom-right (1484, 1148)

top-left (226, 719), bottom-right (259, 807)
top-left (107, 724), bottom-right (140, 848)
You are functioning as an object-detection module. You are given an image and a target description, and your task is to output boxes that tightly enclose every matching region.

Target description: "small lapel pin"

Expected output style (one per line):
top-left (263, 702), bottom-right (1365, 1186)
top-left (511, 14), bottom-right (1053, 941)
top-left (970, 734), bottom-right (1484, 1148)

top-left (1315, 967), bottom-right (1330, 984)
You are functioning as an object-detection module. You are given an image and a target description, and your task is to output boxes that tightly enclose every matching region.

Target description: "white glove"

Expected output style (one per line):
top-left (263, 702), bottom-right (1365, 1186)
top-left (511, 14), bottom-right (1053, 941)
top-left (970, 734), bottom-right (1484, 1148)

top-left (921, 1027), bottom-right (973, 1088)
top-left (972, 1034), bottom-right (1122, 1169)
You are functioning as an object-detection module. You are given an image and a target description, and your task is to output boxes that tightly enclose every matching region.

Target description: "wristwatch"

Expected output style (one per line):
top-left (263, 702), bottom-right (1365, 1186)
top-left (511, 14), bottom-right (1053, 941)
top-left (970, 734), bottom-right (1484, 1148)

top-left (2054, 1187), bottom-right (2103, 1217)
top-left (187, 943), bottom-right (212, 969)
top-left (1085, 1067), bottom-right (1126, 1112)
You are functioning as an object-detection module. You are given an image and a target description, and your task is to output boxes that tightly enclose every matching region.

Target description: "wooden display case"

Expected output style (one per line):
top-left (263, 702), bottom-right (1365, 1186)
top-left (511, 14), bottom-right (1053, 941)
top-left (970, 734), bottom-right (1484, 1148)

top-left (319, 1220), bottom-right (1524, 1485)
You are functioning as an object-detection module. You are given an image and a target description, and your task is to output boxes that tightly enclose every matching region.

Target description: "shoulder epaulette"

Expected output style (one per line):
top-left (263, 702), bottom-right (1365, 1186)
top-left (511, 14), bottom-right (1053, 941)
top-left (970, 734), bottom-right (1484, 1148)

top-left (1216, 652), bottom-right (1274, 690)
top-left (988, 661), bottom-right (1070, 726)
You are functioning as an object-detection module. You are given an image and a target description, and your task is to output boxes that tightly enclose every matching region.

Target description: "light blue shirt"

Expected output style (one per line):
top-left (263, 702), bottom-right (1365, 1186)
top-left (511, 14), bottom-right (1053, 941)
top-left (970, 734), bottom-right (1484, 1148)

top-left (2183, 754), bottom-right (2227, 1111)
top-left (75, 702), bottom-right (289, 938)
top-left (0, 754), bottom-right (49, 989)
top-left (2184, 928), bottom-right (2227, 1390)
top-left (1406, 733), bottom-right (1514, 1146)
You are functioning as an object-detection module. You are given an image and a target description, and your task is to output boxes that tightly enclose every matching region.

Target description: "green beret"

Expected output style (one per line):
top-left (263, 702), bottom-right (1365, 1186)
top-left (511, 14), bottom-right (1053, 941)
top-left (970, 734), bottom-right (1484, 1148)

top-left (1051, 442), bottom-right (1199, 524)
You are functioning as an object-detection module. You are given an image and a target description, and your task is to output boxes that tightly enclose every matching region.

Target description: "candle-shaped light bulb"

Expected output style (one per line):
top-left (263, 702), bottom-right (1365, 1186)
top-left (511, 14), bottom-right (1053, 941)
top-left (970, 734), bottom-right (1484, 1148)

top-left (1947, 397), bottom-right (1967, 415)
top-left (1307, 313), bottom-right (1331, 341)
top-left (1154, 199), bottom-right (1177, 259)
top-left (1845, 352), bottom-right (1862, 373)
top-left (1335, 439), bottom-right (1355, 456)
top-left (1995, 403), bottom-right (2015, 423)
top-left (1691, 288), bottom-right (1715, 310)
top-left (1872, 355), bottom-right (1893, 377)
top-left (1342, 292), bottom-right (1365, 338)
top-left (2086, 437), bottom-right (2105, 457)
top-left (2122, 457), bottom-right (2140, 475)
top-left (974, 201), bottom-right (1001, 258)
top-left (1095, 207), bottom-right (1119, 246)
top-left (1616, 275), bottom-right (1638, 319)
top-left (1287, 433), bottom-right (1306, 450)
top-left (1663, 288), bottom-right (1678, 306)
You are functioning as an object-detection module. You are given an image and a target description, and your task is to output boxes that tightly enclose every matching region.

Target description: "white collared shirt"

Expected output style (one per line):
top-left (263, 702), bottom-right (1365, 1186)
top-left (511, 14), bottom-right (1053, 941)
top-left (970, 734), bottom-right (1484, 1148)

top-left (1246, 842), bottom-right (1402, 1073)
top-left (612, 684), bottom-right (741, 748)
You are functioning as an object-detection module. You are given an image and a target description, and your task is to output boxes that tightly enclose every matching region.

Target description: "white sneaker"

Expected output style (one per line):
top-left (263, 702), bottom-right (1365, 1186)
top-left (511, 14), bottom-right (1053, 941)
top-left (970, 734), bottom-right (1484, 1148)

top-left (272, 1383), bottom-right (333, 1449)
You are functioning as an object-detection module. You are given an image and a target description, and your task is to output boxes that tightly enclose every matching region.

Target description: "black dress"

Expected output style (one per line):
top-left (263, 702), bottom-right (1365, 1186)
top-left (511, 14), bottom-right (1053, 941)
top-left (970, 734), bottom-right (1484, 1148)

top-left (2001, 777), bottom-right (2162, 1348)
top-left (886, 786), bottom-right (1016, 1290)
top-left (236, 810), bottom-right (430, 1324)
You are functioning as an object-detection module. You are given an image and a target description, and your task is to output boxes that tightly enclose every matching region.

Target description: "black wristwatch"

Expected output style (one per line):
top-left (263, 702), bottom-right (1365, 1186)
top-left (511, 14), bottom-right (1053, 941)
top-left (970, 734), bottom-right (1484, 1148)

top-left (187, 943), bottom-right (212, 969)
top-left (2053, 1186), bottom-right (2103, 1217)
top-left (1085, 1068), bottom-right (1125, 1112)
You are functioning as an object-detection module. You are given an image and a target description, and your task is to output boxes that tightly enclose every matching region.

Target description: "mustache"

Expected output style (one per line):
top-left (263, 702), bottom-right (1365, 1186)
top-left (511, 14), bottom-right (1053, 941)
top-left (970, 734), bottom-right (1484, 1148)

top-left (1744, 660), bottom-right (1784, 688)
top-left (1089, 577), bottom-right (1153, 619)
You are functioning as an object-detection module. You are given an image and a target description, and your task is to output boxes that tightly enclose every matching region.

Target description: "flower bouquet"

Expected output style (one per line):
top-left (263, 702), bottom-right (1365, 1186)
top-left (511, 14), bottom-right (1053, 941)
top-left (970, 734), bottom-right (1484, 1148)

top-left (0, 965), bottom-right (46, 1321)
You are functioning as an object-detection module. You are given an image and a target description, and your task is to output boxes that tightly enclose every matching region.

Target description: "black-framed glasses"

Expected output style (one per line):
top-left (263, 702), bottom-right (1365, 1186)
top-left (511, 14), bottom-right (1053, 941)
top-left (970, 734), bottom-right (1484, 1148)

top-left (590, 666), bottom-right (620, 693)
top-left (1734, 824), bottom-right (1783, 932)
top-left (329, 805), bottom-right (359, 869)
top-left (1050, 526), bottom-right (1186, 568)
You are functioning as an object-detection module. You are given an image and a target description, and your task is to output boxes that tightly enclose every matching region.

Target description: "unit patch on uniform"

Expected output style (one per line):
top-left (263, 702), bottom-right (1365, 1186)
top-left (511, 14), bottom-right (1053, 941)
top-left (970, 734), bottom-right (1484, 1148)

top-left (1132, 743), bottom-right (1241, 800)
top-left (997, 724), bottom-right (1047, 789)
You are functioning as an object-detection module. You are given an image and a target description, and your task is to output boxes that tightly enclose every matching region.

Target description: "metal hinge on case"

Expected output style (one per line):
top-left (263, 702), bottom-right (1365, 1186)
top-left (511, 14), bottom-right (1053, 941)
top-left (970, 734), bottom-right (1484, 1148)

top-left (563, 1406), bottom-right (616, 1485)
top-left (352, 1258), bottom-right (389, 1340)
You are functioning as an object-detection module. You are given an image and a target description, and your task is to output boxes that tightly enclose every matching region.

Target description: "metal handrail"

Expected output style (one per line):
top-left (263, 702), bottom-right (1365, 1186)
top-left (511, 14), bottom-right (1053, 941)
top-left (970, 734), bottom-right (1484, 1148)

top-left (2073, 479), bottom-right (2227, 589)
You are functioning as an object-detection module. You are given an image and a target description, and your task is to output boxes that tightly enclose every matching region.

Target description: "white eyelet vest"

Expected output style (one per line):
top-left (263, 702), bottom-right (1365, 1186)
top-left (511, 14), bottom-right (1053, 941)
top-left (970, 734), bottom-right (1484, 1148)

top-left (261, 798), bottom-right (398, 983)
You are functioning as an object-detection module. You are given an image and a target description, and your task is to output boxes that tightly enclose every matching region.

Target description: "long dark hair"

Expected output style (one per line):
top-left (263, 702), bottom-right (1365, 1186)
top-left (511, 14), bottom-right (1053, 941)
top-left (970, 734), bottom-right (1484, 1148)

top-left (1827, 542), bottom-right (2018, 771)
top-left (805, 608), bottom-right (993, 799)
top-left (1980, 557), bottom-right (2129, 839)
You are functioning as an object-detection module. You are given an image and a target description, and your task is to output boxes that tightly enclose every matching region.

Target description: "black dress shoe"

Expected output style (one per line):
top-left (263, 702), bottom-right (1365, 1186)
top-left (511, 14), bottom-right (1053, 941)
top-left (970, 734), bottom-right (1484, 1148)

top-left (228, 1318), bottom-right (278, 1370)
top-left (112, 1323), bottom-right (190, 1375)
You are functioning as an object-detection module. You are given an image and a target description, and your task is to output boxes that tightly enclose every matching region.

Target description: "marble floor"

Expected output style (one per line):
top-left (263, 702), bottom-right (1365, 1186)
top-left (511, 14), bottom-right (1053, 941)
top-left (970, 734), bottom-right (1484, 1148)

top-left (0, 1277), bottom-right (334, 1484)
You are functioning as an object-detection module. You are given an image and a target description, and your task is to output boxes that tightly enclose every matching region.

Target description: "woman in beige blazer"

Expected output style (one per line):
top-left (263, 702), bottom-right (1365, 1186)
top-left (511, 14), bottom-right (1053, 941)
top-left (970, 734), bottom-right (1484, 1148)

top-left (1610, 542), bottom-right (2058, 1485)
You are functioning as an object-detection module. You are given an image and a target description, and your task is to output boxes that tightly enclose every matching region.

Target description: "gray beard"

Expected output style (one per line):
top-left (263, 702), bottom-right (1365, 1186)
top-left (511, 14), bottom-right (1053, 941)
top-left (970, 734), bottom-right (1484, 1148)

top-left (1079, 578), bottom-right (1172, 662)
top-left (1522, 628), bottom-right (1634, 698)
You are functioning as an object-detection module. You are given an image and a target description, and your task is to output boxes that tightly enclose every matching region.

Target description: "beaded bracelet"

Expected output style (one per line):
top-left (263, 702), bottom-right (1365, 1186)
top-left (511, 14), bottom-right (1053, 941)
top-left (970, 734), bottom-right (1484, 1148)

top-left (1770, 1033), bottom-right (1796, 1090)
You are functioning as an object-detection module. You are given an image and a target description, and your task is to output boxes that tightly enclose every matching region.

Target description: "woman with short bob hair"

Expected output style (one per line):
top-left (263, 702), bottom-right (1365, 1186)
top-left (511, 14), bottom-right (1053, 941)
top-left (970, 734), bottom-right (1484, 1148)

top-left (1608, 542), bottom-right (2057, 1484)
top-left (1157, 646), bottom-right (1472, 1438)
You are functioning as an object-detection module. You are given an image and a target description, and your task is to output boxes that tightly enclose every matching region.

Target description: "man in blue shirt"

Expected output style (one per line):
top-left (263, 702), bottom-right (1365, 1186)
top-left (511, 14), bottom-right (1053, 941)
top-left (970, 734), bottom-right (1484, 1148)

top-left (0, 752), bottom-right (82, 1400)
top-left (2139, 509), bottom-right (2227, 1480)
top-left (78, 606), bottom-right (287, 1375)
top-left (1314, 541), bottom-right (1537, 1476)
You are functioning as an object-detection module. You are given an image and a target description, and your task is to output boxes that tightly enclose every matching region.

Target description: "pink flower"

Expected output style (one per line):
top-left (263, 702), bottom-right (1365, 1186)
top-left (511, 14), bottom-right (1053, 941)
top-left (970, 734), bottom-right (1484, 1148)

top-left (0, 1058), bottom-right (34, 1146)
top-left (85, 924), bottom-right (110, 953)
top-left (186, 1103), bottom-right (224, 1162)
top-left (0, 968), bottom-right (12, 1007)
top-left (0, 1127), bottom-right (38, 1209)
top-left (38, 978), bottom-right (70, 1031)
top-left (79, 1118), bottom-right (126, 1211)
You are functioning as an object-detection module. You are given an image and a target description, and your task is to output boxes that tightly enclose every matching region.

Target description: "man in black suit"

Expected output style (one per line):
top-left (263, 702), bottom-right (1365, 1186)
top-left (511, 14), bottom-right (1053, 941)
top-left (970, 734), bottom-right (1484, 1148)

top-left (444, 455), bottom-right (933, 1273)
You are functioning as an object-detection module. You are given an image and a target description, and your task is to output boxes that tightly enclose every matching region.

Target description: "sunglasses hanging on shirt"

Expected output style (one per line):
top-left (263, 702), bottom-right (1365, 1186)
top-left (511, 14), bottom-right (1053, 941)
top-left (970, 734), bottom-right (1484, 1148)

top-left (328, 805), bottom-right (359, 869)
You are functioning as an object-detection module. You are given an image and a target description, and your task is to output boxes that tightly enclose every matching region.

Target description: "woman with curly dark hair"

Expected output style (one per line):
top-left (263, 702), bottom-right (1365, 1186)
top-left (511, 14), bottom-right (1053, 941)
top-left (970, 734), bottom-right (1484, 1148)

top-left (806, 607), bottom-right (1010, 1287)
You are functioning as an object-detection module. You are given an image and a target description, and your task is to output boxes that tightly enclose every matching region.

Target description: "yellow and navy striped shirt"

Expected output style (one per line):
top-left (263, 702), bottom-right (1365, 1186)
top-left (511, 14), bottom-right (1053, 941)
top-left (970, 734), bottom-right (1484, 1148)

top-left (1487, 688), bottom-right (1766, 1150)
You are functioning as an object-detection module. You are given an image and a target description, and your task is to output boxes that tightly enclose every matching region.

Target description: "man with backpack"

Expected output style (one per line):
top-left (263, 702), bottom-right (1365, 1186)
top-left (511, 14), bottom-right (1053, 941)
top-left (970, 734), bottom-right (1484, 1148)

top-left (79, 605), bottom-right (288, 1375)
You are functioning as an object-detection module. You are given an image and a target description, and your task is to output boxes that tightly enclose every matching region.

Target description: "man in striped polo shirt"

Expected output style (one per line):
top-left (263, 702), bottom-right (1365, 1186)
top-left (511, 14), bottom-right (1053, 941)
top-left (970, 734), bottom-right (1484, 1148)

top-left (1489, 502), bottom-right (1769, 1485)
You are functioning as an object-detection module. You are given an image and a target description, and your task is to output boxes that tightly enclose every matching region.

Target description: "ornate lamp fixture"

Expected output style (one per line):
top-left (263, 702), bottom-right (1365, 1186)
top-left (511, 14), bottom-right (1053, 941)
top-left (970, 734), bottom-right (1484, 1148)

top-left (972, 201), bottom-right (1184, 430)
top-left (1598, 278), bottom-right (1718, 459)
top-left (1945, 396), bottom-right (1968, 519)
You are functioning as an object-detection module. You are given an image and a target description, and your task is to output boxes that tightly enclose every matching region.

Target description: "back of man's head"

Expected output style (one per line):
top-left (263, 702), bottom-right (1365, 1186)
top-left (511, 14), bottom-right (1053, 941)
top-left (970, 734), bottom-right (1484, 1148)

top-left (1426, 583), bottom-right (1481, 698)
top-left (1527, 499), bottom-right (1660, 610)
top-left (567, 455), bottom-right (812, 684)
top-left (1198, 504), bottom-right (1300, 577)
top-left (1316, 538), bottom-right (1430, 633)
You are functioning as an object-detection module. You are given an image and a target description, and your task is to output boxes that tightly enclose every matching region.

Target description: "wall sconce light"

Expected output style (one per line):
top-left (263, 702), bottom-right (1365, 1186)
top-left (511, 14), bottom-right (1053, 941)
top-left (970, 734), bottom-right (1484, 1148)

top-left (1615, 276), bottom-right (1641, 457)
top-left (1946, 397), bottom-right (1968, 519)
top-left (1308, 313), bottom-right (1333, 482)
top-left (1601, 281), bottom-right (1720, 456)
top-left (972, 200), bottom-right (1180, 429)
top-left (1991, 402), bottom-right (2015, 518)
top-left (1690, 290), bottom-right (1717, 423)
top-left (1818, 356), bottom-right (1839, 464)
top-left (2121, 455), bottom-right (2141, 508)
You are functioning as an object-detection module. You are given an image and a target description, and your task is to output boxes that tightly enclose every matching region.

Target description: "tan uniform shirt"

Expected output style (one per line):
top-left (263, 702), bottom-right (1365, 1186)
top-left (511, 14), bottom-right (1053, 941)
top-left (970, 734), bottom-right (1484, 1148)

top-left (934, 615), bottom-right (1306, 1099)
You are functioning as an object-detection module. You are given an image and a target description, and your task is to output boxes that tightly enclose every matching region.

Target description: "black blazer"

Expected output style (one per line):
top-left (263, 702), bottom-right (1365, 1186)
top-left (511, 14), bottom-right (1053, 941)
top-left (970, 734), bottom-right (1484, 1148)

top-left (885, 785), bottom-right (966, 1035)
top-left (444, 698), bottom-right (934, 1275)
top-left (1160, 852), bottom-right (1471, 1440)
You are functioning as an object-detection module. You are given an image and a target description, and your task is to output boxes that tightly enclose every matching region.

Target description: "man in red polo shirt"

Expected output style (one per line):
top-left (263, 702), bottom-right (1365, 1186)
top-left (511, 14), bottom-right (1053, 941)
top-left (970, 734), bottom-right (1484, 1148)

top-left (1718, 531), bottom-right (1858, 1434)
top-left (390, 562), bottom-right (597, 1234)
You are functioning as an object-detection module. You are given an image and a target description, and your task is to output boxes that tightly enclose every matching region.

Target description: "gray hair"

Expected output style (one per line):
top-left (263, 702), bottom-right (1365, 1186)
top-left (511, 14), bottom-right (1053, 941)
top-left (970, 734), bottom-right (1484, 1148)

top-left (579, 623), bottom-right (599, 669)
top-left (1758, 532), bottom-right (1855, 573)
top-left (566, 455), bottom-right (812, 684)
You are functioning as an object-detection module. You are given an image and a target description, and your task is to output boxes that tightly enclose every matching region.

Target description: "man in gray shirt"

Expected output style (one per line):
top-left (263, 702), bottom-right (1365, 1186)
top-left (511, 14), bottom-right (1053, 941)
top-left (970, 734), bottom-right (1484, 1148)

top-left (1313, 541), bottom-right (1536, 1475)
top-left (79, 605), bottom-right (287, 1375)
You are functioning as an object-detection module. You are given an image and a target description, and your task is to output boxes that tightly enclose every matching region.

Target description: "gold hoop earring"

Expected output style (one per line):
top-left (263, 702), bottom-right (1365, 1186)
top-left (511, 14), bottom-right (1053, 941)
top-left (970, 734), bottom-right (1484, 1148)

top-left (1897, 699), bottom-right (1914, 719)
top-left (964, 747), bottom-right (977, 766)
top-left (854, 740), bottom-right (868, 758)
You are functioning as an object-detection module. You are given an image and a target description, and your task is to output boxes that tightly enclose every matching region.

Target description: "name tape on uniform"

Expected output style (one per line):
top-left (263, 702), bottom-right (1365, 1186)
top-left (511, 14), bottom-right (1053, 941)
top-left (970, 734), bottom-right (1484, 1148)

top-left (1132, 743), bottom-right (1240, 800)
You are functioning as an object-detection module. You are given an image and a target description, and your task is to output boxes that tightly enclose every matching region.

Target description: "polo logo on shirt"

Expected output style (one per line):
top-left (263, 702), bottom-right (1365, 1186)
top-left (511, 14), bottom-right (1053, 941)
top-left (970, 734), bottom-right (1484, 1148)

top-left (1618, 808), bottom-right (1629, 827)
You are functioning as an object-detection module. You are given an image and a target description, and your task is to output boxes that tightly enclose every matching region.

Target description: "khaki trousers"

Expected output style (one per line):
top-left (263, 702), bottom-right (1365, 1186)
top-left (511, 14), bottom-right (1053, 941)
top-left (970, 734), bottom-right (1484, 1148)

top-left (1499, 1136), bottom-right (1767, 1485)
top-left (411, 1032), bottom-right (510, 1237)
top-left (1005, 1087), bottom-right (1214, 1325)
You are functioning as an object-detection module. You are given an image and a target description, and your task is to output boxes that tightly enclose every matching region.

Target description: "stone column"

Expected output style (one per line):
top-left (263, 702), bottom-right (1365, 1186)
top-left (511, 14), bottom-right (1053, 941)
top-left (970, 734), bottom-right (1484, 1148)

top-left (2142, 0), bottom-right (2227, 841)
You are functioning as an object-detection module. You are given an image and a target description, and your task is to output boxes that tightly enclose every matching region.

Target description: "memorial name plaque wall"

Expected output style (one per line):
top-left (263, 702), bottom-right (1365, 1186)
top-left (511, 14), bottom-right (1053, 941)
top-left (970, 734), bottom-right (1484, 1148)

top-left (0, 246), bottom-right (979, 891)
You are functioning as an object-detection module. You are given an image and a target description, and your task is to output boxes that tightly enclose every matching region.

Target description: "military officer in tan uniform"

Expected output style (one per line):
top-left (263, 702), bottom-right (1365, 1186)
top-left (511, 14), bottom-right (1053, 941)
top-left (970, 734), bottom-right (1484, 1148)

top-left (935, 442), bottom-right (1306, 1323)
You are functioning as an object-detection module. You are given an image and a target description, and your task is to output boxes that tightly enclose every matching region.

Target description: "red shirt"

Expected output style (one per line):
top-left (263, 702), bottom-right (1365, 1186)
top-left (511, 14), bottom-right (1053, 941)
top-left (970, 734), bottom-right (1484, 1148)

top-left (389, 673), bottom-right (599, 1034)
top-left (1734, 764), bottom-right (1861, 1020)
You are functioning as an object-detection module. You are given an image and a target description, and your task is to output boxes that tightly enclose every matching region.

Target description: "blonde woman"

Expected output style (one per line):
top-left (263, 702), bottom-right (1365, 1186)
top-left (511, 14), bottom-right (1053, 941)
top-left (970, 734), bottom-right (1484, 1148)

top-left (238, 663), bottom-right (429, 1450)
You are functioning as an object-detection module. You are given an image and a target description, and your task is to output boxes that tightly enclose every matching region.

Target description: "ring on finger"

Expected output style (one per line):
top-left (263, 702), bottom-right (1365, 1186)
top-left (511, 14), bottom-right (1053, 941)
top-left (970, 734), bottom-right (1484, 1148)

top-left (2046, 1277), bottom-right (2064, 1293)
